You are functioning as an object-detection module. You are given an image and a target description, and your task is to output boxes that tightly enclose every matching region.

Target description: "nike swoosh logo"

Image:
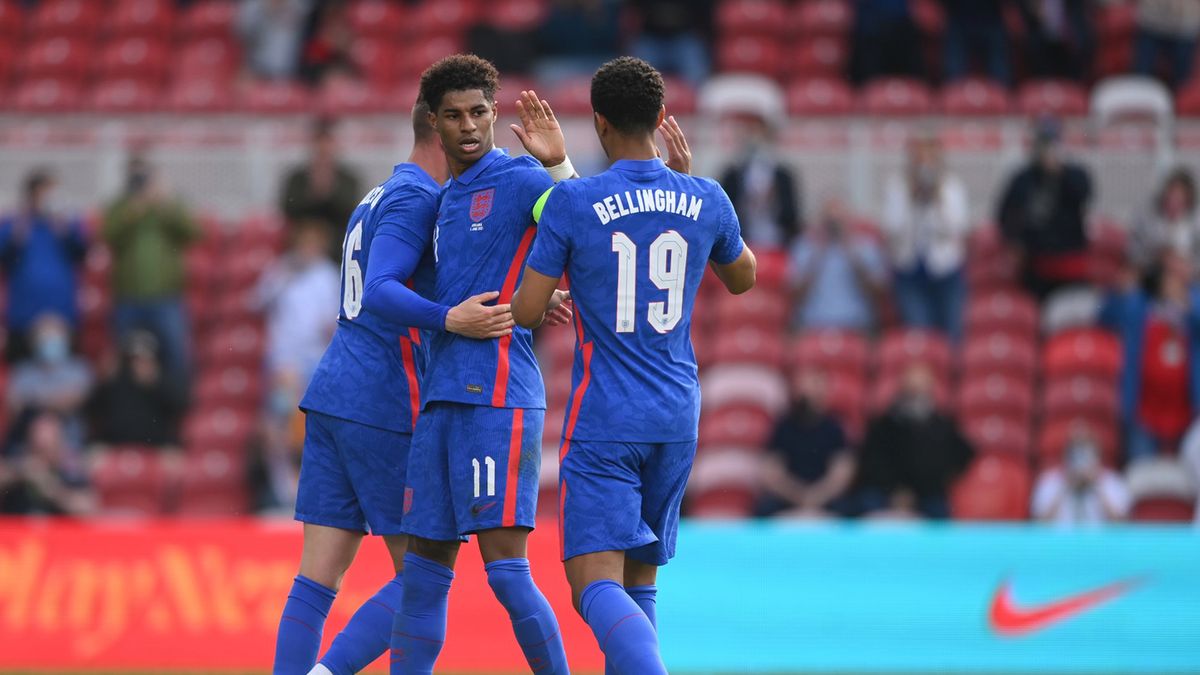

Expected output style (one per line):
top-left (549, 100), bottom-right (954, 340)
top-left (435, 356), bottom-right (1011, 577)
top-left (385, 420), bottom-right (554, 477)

top-left (989, 577), bottom-right (1142, 636)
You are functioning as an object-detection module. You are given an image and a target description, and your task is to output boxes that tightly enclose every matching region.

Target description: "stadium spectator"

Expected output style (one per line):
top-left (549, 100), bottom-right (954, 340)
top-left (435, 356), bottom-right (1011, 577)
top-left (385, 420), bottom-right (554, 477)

top-left (0, 168), bottom-right (88, 362)
top-left (997, 117), bottom-right (1093, 300)
top-left (1100, 255), bottom-right (1200, 461)
top-left (756, 370), bottom-right (856, 518)
top-left (1032, 433), bottom-right (1131, 526)
top-left (103, 153), bottom-right (199, 389)
top-left (1133, 0), bottom-right (1200, 89)
top-left (629, 0), bottom-right (714, 87)
top-left (849, 0), bottom-right (927, 84)
top-left (87, 331), bottom-right (185, 450)
top-left (1130, 168), bottom-right (1200, 275)
top-left (942, 0), bottom-right (1013, 87)
top-left (237, 0), bottom-right (313, 81)
top-left (279, 118), bottom-right (361, 262)
top-left (789, 197), bottom-right (887, 332)
top-left (854, 363), bottom-right (974, 519)
top-left (299, 0), bottom-right (355, 86)
top-left (534, 0), bottom-right (622, 84)
top-left (882, 131), bottom-right (970, 342)
top-left (1017, 0), bottom-right (1095, 82)
top-left (0, 412), bottom-right (94, 516)
top-left (6, 313), bottom-right (92, 450)
top-left (719, 112), bottom-right (802, 249)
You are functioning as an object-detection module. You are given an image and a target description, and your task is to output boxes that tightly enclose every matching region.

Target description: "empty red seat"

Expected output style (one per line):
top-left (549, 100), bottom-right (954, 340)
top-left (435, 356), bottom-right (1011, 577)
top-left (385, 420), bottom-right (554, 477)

top-left (788, 36), bottom-right (847, 78)
top-left (716, 36), bottom-right (785, 78)
top-left (175, 37), bottom-right (240, 80)
top-left (1176, 81), bottom-right (1200, 116)
top-left (0, 2), bottom-right (23, 41)
top-left (963, 413), bottom-right (1032, 457)
top-left (951, 455), bottom-right (1031, 520)
top-left (860, 78), bottom-right (934, 116)
top-left (96, 37), bottom-right (168, 81)
top-left (29, 0), bottom-right (102, 37)
top-left (234, 213), bottom-right (287, 252)
top-left (1042, 329), bottom-right (1122, 382)
top-left (790, 0), bottom-right (851, 36)
top-left (718, 0), bottom-right (788, 37)
top-left (20, 36), bottom-right (93, 80)
top-left (959, 374), bottom-right (1035, 426)
top-left (318, 77), bottom-right (389, 115)
top-left (487, 0), bottom-right (547, 31)
top-left (225, 245), bottom-right (277, 289)
top-left (1096, 2), bottom-right (1136, 41)
top-left (351, 38), bottom-right (400, 84)
top-left (1037, 417), bottom-right (1119, 467)
top-left (195, 365), bottom-right (263, 408)
top-left (700, 364), bottom-right (789, 413)
top-left (347, 0), bottom-right (406, 37)
top-left (1130, 496), bottom-right (1195, 522)
top-left (92, 446), bottom-right (171, 515)
top-left (201, 322), bottom-right (265, 368)
top-left (663, 77), bottom-right (697, 115)
top-left (1016, 79), bottom-right (1088, 117)
top-left (700, 404), bottom-right (775, 449)
top-left (183, 406), bottom-right (254, 453)
top-left (687, 485), bottom-right (757, 518)
top-left (786, 77), bottom-right (854, 115)
top-left (86, 77), bottom-right (160, 112)
top-left (241, 80), bottom-right (311, 113)
top-left (166, 76), bottom-right (234, 112)
top-left (940, 79), bottom-right (1011, 116)
top-left (409, 0), bottom-right (478, 36)
top-left (178, 0), bottom-right (236, 38)
top-left (1042, 376), bottom-right (1120, 426)
top-left (105, 0), bottom-right (175, 37)
top-left (712, 286), bottom-right (789, 332)
top-left (178, 450), bottom-right (249, 516)
top-left (11, 77), bottom-right (83, 111)
top-left (791, 329), bottom-right (870, 379)
top-left (964, 290), bottom-right (1038, 340)
top-left (0, 41), bottom-right (18, 86)
top-left (961, 333), bottom-right (1038, 382)
top-left (877, 328), bottom-right (953, 379)
top-left (396, 35), bottom-right (465, 77)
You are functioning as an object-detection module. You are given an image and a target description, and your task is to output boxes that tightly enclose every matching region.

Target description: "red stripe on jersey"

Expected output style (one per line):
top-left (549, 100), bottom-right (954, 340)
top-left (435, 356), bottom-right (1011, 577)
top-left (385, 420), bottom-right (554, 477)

top-left (399, 333), bottom-right (421, 428)
top-left (502, 408), bottom-right (525, 527)
top-left (560, 342), bottom-right (593, 462)
top-left (492, 225), bottom-right (538, 407)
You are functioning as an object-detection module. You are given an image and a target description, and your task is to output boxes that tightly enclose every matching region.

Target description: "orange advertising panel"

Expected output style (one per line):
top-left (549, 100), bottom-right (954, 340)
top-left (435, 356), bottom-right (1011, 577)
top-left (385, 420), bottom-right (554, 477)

top-left (0, 518), bottom-right (604, 672)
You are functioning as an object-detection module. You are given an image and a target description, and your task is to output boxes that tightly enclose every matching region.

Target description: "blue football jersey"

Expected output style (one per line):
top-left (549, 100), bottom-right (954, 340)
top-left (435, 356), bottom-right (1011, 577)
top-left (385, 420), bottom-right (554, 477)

top-left (421, 148), bottom-right (554, 410)
top-left (299, 163), bottom-right (439, 433)
top-left (526, 158), bottom-right (745, 443)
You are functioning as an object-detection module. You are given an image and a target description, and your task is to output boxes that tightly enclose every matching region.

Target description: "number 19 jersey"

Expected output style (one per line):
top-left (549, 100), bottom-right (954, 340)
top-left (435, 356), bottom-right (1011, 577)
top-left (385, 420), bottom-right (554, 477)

top-left (525, 157), bottom-right (745, 443)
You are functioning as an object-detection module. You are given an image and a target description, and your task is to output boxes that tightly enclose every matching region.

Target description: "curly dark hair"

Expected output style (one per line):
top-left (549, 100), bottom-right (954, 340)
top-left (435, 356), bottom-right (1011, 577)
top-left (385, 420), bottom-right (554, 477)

top-left (418, 54), bottom-right (500, 112)
top-left (591, 57), bottom-right (665, 134)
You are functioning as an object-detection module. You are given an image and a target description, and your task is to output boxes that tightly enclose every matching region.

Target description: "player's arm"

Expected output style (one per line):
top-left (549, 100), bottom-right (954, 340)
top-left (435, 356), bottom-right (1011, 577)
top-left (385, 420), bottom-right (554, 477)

top-left (710, 188), bottom-right (757, 295)
top-left (512, 268), bottom-right (569, 329)
top-left (513, 186), bottom-right (574, 329)
top-left (711, 248), bottom-right (757, 295)
top-left (510, 90), bottom-right (578, 181)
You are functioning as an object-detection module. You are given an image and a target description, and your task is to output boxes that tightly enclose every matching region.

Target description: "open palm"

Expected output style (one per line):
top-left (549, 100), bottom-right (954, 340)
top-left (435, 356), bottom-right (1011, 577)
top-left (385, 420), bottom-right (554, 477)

top-left (510, 90), bottom-right (567, 167)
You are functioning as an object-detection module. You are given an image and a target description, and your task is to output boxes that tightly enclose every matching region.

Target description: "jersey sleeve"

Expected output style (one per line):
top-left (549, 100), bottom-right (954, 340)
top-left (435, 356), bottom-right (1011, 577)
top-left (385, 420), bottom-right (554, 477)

top-left (361, 186), bottom-right (450, 331)
top-left (517, 156), bottom-right (556, 215)
top-left (709, 185), bottom-right (746, 265)
top-left (374, 185), bottom-right (437, 252)
top-left (525, 185), bottom-right (571, 278)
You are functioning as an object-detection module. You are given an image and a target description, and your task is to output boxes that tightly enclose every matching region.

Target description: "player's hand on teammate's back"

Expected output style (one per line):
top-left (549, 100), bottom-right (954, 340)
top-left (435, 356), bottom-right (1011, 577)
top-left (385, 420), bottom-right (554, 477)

top-left (542, 289), bottom-right (573, 327)
top-left (510, 90), bottom-right (568, 167)
top-left (445, 291), bottom-right (515, 339)
top-left (658, 115), bottom-right (692, 175)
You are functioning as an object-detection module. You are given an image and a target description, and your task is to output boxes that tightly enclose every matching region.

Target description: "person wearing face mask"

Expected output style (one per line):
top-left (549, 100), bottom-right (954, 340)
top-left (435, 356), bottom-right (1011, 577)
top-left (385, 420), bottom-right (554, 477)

top-left (1130, 168), bottom-right (1200, 276)
top-left (997, 116), bottom-right (1093, 300)
top-left (719, 111), bottom-right (802, 250)
top-left (0, 168), bottom-right (88, 362)
top-left (1101, 253), bottom-right (1200, 461)
top-left (756, 370), bottom-right (856, 518)
top-left (882, 132), bottom-right (970, 342)
top-left (5, 313), bottom-right (93, 451)
top-left (853, 363), bottom-right (974, 519)
top-left (1032, 433), bottom-right (1130, 527)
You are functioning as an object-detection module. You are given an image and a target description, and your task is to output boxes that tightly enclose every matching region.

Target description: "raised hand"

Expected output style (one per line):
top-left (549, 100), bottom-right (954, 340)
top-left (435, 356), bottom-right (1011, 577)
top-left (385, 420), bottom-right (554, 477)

top-left (657, 115), bottom-right (692, 175)
top-left (445, 291), bottom-right (515, 339)
top-left (543, 289), bottom-right (573, 327)
top-left (510, 90), bottom-right (568, 167)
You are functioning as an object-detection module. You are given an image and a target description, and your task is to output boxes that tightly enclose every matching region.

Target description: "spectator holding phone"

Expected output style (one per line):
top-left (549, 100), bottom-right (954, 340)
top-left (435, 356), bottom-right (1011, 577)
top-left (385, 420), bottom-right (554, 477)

top-left (1032, 433), bottom-right (1131, 527)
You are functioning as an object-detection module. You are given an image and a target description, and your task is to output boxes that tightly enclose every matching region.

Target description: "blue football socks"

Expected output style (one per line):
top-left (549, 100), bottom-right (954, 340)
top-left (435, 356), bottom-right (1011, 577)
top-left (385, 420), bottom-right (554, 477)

top-left (273, 575), bottom-right (337, 675)
top-left (606, 585), bottom-right (659, 675)
top-left (581, 580), bottom-right (667, 675)
top-left (319, 572), bottom-right (404, 675)
top-left (390, 554), bottom-right (453, 675)
top-left (485, 558), bottom-right (570, 673)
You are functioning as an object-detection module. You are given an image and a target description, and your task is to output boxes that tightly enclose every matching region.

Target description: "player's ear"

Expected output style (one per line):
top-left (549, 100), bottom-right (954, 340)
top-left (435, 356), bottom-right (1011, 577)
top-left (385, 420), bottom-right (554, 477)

top-left (655, 104), bottom-right (666, 129)
top-left (593, 111), bottom-right (607, 137)
top-left (426, 109), bottom-right (437, 131)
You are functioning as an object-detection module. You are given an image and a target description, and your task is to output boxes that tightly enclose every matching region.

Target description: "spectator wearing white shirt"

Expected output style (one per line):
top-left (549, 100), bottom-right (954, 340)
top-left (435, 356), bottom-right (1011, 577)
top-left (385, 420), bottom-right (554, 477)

top-left (1130, 168), bottom-right (1200, 275)
top-left (790, 197), bottom-right (888, 332)
top-left (882, 132), bottom-right (970, 342)
top-left (1032, 437), bottom-right (1131, 527)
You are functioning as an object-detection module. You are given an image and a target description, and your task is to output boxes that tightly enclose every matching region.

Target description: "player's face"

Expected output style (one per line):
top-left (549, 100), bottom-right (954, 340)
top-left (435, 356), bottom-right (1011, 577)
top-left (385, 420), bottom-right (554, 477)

top-left (430, 89), bottom-right (496, 174)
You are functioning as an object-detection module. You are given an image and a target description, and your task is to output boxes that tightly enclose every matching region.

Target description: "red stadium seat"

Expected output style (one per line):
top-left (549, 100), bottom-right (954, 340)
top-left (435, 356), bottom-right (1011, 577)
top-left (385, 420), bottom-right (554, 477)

top-left (11, 77), bottom-right (83, 112)
top-left (717, 0), bottom-right (788, 37)
top-left (183, 406), bottom-right (255, 453)
top-left (1176, 81), bottom-right (1200, 116)
top-left (1016, 79), bottom-right (1088, 117)
top-left (92, 446), bottom-right (172, 515)
top-left (1096, 1), bottom-right (1136, 41)
top-left (877, 328), bottom-right (953, 379)
top-left (1042, 328), bottom-right (1122, 382)
top-left (409, 0), bottom-right (479, 36)
top-left (824, 372), bottom-right (866, 440)
top-left (868, 372), bottom-right (951, 413)
top-left (788, 36), bottom-right (847, 78)
top-left (790, 0), bottom-right (851, 36)
top-left (962, 413), bottom-right (1032, 458)
top-left (716, 36), bottom-right (785, 78)
top-left (790, 329), bottom-right (870, 379)
top-left (396, 35), bottom-right (465, 77)
top-left (966, 223), bottom-right (1021, 291)
top-left (910, 0), bottom-right (945, 33)
top-left (178, 0), bottom-right (236, 38)
top-left (241, 80), bottom-right (311, 113)
top-left (175, 37), bottom-right (240, 81)
top-left (1036, 417), bottom-right (1119, 467)
top-left (546, 76), bottom-right (593, 115)
top-left (0, 2), bottom-right (23, 41)
top-left (20, 36), bottom-right (93, 80)
top-left (1042, 376), bottom-right (1120, 426)
top-left (700, 363), bottom-right (789, 414)
top-left (712, 326), bottom-right (786, 368)
top-left (487, 0), bottom-right (548, 31)
top-left (234, 213), bottom-right (287, 253)
top-left (786, 77), bottom-right (855, 116)
top-left (225, 244), bottom-right (277, 289)
top-left (959, 374), bottom-right (1035, 426)
top-left (964, 290), bottom-right (1038, 341)
top-left (687, 485), bottom-right (757, 518)
top-left (347, 0), bottom-right (406, 37)
top-left (318, 77), bottom-right (389, 115)
top-left (351, 38), bottom-right (400, 84)
top-left (699, 404), bottom-right (775, 449)
top-left (961, 333), bottom-right (1038, 382)
top-left (951, 455), bottom-right (1031, 520)
top-left (1130, 496), bottom-right (1195, 522)
top-left (0, 41), bottom-right (18, 87)
top-left (29, 0), bottom-right (102, 37)
top-left (201, 323), bottom-right (266, 369)
top-left (939, 79), bottom-right (1012, 116)
top-left (95, 37), bottom-right (169, 82)
top-left (86, 77), bottom-right (160, 112)
top-left (688, 449), bottom-right (760, 517)
top-left (105, 0), bottom-right (175, 37)
top-left (166, 76), bottom-right (235, 112)
top-left (711, 286), bottom-right (789, 333)
top-left (860, 78), bottom-right (934, 116)
top-left (664, 77), bottom-right (697, 115)
top-left (178, 450), bottom-right (250, 516)
top-left (195, 365), bottom-right (263, 408)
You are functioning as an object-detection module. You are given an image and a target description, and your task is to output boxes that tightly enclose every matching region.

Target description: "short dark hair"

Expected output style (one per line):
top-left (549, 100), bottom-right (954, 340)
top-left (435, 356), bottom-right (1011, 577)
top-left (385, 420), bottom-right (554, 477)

top-left (25, 168), bottom-right (53, 199)
top-left (419, 54), bottom-right (500, 112)
top-left (591, 57), bottom-right (665, 135)
top-left (411, 99), bottom-right (434, 142)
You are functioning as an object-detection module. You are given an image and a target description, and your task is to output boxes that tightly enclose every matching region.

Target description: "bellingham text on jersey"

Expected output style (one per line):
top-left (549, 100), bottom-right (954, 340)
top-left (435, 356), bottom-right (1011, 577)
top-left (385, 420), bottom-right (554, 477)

top-left (591, 189), bottom-right (703, 225)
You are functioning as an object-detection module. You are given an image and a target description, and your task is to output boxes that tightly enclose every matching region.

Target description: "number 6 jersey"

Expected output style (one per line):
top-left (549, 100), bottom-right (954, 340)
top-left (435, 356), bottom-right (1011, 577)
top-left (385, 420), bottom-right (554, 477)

top-left (299, 163), bottom-right (440, 434)
top-left (526, 157), bottom-right (745, 443)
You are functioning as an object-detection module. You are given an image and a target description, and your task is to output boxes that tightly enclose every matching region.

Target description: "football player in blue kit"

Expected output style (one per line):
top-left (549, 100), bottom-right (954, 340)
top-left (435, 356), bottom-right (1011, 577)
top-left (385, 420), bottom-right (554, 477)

top-left (271, 101), bottom-right (519, 675)
top-left (511, 57), bottom-right (758, 674)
